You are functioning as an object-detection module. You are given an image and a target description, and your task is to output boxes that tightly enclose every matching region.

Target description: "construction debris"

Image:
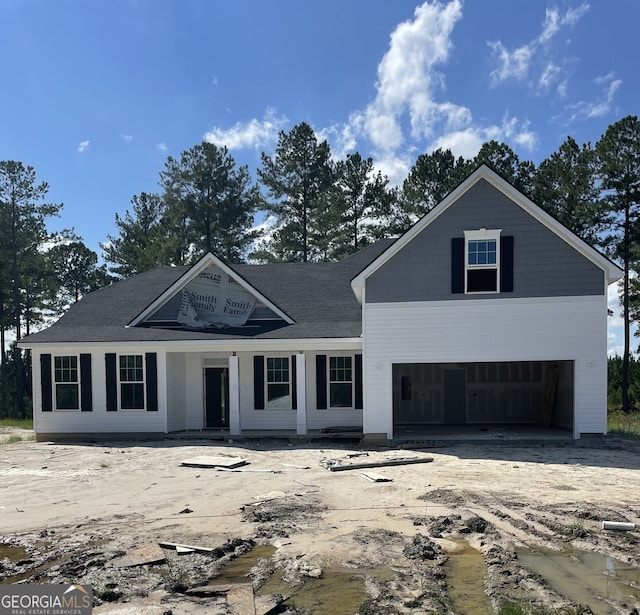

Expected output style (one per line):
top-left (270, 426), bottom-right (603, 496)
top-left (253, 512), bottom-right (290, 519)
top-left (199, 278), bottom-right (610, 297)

top-left (321, 456), bottom-right (433, 472)
top-left (107, 543), bottom-right (166, 568)
top-left (360, 472), bottom-right (392, 483)
top-left (158, 541), bottom-right (216, 554)
top-left (601, 521), bottom-right (636, 531)
top-left (181, 456), bottom-right (249, 469)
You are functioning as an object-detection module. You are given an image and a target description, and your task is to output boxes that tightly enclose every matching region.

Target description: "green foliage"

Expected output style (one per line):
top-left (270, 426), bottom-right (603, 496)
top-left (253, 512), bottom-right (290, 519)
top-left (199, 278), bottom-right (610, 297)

top-left (47, 241), bottom-right (112, 306)
top-left (608, 355), bottom-right (640, 412)
top-left (257, 122), bottom-right (334, 262)
top-left (0, 161), bottom-right (63, 417)
top-left (608, 410), bottom-right (640, 439)
top-left (597, 116), bottom-right (640, 413)
top-left (473, 140), bottom-right (535, 197)
top-left (533, 137), bottom-right (604, 246)
top-left (400, 148), bottom-right (468, 225)
top-left (101, 192), bottom-right (169, 277)
top-left (0, 417), bottom-right (33, 428)
top-left (160, 142), bottom-right (260, 264)
top-left (330, 152), bottom-right (392, 259)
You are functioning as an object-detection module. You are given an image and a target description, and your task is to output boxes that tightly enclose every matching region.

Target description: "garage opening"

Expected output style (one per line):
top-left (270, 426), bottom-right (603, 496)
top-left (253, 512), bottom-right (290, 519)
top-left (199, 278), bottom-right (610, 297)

top-left (392, 361), bottom-right (573, 431)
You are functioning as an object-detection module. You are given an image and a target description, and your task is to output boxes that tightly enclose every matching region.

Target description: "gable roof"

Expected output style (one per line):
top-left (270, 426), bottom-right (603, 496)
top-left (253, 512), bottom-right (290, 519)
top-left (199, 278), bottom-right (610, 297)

top-left (351, 164), bottom-right (623, 301)
top-left (128, 251), bottom-right (295, 327)
top-left (20, 240), bottom-right (395, 346)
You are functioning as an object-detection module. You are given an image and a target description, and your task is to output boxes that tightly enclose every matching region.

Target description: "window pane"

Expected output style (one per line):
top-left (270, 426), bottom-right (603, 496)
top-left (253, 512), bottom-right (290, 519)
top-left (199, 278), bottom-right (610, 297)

top-left (120, 355), bottom-right (144, 382)
top-left (121, 383), bottom-right (144, 409)
top-left (55, 356), bottom-right (77, 384)
top-left (56, 384), bottom-right (79, 409)
top-left (267, 383), bottom-right (290, 409)
top-left (267, 357), bottom-right (289, 383)
top-left (467, 269), bottom-right (497, 292)
top-left (330, 383), bottom-right (352, 408)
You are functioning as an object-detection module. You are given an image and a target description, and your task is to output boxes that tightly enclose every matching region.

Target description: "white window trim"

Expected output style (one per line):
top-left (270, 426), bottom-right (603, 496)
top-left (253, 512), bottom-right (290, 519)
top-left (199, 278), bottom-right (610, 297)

top-left (54, 354), bottom-right (80, 412)
top-left (327, 355), bottom-right (355, 410)
top-left (118, 353), bottom-right (146, 411)
top-left (464, 228), bottom-right (502, 294)
top-left (265, 355), bottom-right (293, 411)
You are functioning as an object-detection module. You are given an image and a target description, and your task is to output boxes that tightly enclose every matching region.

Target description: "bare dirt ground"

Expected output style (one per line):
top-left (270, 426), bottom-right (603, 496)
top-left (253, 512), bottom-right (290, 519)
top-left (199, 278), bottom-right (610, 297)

top-left (1, 434), bottom-right (639, 614)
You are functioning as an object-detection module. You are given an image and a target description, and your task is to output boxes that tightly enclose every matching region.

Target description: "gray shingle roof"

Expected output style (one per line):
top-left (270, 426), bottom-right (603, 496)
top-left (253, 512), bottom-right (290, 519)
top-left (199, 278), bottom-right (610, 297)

top-left (21, 240), bottom-right (395, 345)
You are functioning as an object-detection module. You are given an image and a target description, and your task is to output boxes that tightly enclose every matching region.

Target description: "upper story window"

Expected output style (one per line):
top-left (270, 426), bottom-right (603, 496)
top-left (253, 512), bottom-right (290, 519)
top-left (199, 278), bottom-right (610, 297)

top-left (54, 355), bottom-right (79, 410)
top-left (464, 229), bottom-right (501, 293)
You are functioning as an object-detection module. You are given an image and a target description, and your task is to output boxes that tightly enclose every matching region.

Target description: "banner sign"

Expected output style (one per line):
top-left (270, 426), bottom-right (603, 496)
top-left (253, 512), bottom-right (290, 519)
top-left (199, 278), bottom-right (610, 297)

top-left (177, 266), bottom-right (256, 329)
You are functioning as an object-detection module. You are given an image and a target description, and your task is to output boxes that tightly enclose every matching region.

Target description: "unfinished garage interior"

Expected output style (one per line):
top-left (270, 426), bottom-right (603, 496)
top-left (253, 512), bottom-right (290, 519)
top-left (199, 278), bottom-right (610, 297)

top-left (392, 361), bottom-right (574, 431)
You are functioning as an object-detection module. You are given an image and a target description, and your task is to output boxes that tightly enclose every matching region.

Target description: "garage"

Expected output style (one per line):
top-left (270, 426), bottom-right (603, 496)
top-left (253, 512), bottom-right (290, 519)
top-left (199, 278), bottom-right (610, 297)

top-left (392, 361), bottom-right (574, 430)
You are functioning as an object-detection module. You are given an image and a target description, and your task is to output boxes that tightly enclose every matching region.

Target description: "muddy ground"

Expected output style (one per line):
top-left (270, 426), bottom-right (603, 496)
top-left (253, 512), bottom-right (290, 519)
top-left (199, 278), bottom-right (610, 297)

top-left (1, 435), bottom-right (639, 614)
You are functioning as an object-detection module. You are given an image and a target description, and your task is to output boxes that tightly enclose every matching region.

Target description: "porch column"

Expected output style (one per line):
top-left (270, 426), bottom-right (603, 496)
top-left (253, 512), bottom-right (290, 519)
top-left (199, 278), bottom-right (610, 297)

top-left (296, 353), bottom-right (307, 435)
top-left (229, 354), bottom-right (240, 435)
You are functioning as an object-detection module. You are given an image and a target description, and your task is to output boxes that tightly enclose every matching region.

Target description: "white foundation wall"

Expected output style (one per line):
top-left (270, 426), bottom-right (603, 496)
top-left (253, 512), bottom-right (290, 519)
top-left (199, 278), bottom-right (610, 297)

top-left (362, 295), bottom-right (608, 438)
top-left (32, 347), bottom-right (168, 434)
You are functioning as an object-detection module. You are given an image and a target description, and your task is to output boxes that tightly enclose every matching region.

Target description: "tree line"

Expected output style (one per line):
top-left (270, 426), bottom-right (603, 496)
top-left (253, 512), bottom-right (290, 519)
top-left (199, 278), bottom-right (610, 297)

top-left (1, 116), bottom-right (639, 418)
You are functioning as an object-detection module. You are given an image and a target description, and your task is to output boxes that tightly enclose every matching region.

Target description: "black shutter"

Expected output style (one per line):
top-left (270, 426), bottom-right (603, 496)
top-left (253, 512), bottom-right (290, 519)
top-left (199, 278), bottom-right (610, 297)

top-left (105, 353), bottom-right (117, 411)
top-left (451, 237), bottom-right (465, 294)
top-left (500, 235), bottom-right (514, 293)
top-left (254, 356), bottom-right (265, 410)
top-left (354, 354), bottom-right (363, 410)
top-left (40, 354), bottom-right (52, 412)
top-left (80, 354), bottom-right (93, 412)
top-left (291, 355), bottom-right (297, 410)
top-left (316, 355), bottom-right (327, 409)
top-left (145, 353), bottom-right (158, 411)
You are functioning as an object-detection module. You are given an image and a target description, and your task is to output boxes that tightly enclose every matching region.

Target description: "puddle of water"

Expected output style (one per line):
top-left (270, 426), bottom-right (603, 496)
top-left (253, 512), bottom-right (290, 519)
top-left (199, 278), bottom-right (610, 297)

top-left (259, 567), bottom-right (388, 615)
top-left (210, 545), bottom-right (276, 583)
top-left (516, 546), bottom-right (640, 615)
top-left (445, 542), bottom-right (492, 615)
top-left (0, 543), bottom-right (29, 562)
top-left (213, 544), bottom-right (392, 614)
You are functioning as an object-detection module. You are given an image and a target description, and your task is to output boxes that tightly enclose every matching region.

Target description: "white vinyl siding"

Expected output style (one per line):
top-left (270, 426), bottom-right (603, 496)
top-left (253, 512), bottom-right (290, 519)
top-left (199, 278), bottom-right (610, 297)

top-left (32, 348), bottom-right (167, 435)
top-left (362, 295), bottom-right (607, 438)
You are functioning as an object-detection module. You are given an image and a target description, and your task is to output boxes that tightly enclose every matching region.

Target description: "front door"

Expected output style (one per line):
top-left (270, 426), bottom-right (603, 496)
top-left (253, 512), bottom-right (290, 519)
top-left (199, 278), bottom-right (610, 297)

top-left (205, 367), bottom-right (229, 429)
top-left (444, 369), bottom-right (466, 424)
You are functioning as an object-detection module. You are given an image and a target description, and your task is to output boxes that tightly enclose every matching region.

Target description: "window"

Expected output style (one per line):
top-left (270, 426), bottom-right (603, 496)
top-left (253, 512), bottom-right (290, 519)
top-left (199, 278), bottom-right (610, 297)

top-left (266, 357), bottom-right (290, 409)
top-left (119, 355), bottom-right (145, 409)
top-left (464, 229), bottom-right (501, 293)
top-left (329, 356), bottom-right (353, 408)
top-left (54, 356), bottom-right (79, 410)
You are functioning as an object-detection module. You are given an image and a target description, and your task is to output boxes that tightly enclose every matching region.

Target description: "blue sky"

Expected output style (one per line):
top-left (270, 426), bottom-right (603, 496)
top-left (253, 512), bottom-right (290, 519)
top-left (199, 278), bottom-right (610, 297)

top-left (1, 0), bottom-right (638, 354)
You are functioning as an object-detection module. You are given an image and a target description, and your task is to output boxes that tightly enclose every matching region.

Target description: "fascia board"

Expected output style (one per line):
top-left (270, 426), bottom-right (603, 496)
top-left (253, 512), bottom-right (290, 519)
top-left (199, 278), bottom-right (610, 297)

top-left (19, 337), bottom-right (363, 352)
top-left (127, 253), bottom-right (295, 327)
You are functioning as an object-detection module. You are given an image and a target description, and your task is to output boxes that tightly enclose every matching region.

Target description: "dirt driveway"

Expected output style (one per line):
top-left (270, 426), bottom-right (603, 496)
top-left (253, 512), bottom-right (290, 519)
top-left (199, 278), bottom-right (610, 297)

top-left (1, 436), bottom-right (639, 614)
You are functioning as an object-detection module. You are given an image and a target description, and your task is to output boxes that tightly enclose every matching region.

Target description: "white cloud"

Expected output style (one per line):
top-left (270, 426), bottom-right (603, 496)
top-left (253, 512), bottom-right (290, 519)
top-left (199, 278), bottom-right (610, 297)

top-left (362, 0), bottom-right (464, 151)
top-left (121, 134), bottom-right (133, 143)
top-left (77, 140), bottom-right (90, 153)
top-left (156, 142), bottom-right (168, 153)
top-left (318, 120), bottom-right (358, 161)
top-left (567, 72), bottom-right (622, 121)
top-left (488, 3), bottom-right (589, 90)
top-left (203, 108), bottom-right (289, 151)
